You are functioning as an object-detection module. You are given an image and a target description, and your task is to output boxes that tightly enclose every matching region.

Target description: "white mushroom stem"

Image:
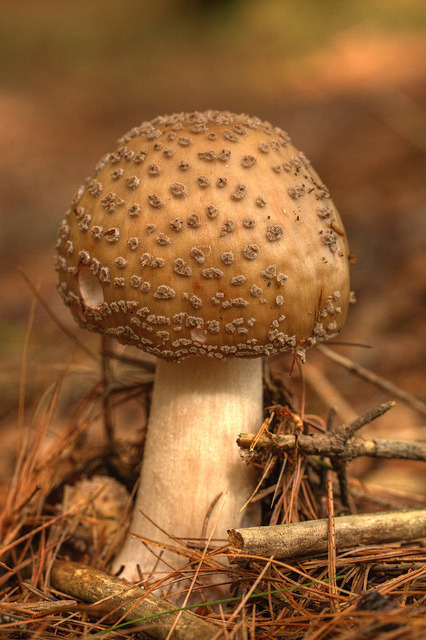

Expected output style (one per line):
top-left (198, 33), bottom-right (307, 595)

top-left (113, 356), bottom-right (263, 587)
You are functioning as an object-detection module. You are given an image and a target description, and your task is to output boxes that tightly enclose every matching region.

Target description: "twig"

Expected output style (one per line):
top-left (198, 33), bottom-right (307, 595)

top-left (0, 599), bottom-right (78, 617)
top-left (349, 482), bottom-right (426, 510)
top-left (18, 287), bottom-right (38, 453)
top-left (50, 560), bottom-right (219, 640)
top-left (330, 457), bottom-right (352, 511)
top-left (228, 509), bottom-right (426, 559)
top-left (374, 89), bottom-right (426, 154)
top-left (335, 401), bottom-right (395, 440)
top-left (326, 406), bottom-right (352, 512)
top-left (101, 334), bottom-right (115, 447)
top-left (18, 267), bottom-right (97, 362)
top-left (326, 402), bottom-right (397, 507)
top-left (236, 431), bottom-right (426, 462)
top-left (250, 412), bottom-right (274, 452)
top-left (103, 349), bottom-right (156, 372)
top-left (303, 363), bottom-right (357, 423)
top-left (318, 345), bottom-right (426, 417)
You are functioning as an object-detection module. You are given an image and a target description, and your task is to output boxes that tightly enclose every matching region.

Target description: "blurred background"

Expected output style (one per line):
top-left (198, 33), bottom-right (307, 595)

top-left (0, 0), bottom-right (425, 495)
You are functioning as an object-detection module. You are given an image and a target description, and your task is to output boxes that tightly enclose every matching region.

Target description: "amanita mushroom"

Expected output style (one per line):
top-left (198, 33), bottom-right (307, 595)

top-left (55, 111), bottom-right (351, 587)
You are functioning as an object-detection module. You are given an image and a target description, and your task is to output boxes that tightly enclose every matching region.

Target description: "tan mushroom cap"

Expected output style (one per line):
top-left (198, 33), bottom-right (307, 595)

top-left (56, 110), bottom-right (351, 362)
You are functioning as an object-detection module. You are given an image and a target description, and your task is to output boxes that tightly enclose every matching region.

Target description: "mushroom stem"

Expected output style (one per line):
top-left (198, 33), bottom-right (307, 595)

top-left (113, 356), bottom-right (263, 589)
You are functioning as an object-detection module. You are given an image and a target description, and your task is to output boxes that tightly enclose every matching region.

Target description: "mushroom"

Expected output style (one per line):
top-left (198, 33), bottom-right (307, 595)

top-left (55, 111), bottom-right (351, 588)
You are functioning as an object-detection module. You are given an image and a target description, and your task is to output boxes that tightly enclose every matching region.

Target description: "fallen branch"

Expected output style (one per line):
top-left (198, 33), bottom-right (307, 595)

top-left (228, 509), bottom-right (426, 559)
top-left (237, 431), bottom-right (426, 462)
top-left (237, 401), bottom-right (426, 465)
top-left (50, 560), bottom-right (219, 640)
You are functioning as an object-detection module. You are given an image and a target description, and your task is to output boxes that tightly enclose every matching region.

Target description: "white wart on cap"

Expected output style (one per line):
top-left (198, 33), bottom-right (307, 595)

top-left (55, 111), bottom-right (351, 362)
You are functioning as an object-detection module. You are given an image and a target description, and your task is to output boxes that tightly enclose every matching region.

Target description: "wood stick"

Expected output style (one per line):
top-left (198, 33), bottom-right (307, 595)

top-left (236, 431), bottom-right (426, 462)
top-left (50, 560), bottom-right (219, 640)
top-left (317, 345), bottom-right (426, 417)
top-left (228, 509), bottom-right (426, 559)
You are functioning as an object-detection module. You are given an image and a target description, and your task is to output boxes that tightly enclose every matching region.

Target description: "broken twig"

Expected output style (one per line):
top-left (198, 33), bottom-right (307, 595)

top-left (335, 400), bottom-right (395, 440)
top-left (237, 431), bottom-right (426, 462)
top-left (228, 509), bottom-right (426, 559)
top-left (50, 560), bottom-right (219, 640)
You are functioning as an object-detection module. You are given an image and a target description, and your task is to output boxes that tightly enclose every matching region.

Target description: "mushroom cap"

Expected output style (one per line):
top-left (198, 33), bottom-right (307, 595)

top-left (56, 111), bottom-right (351, 362)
